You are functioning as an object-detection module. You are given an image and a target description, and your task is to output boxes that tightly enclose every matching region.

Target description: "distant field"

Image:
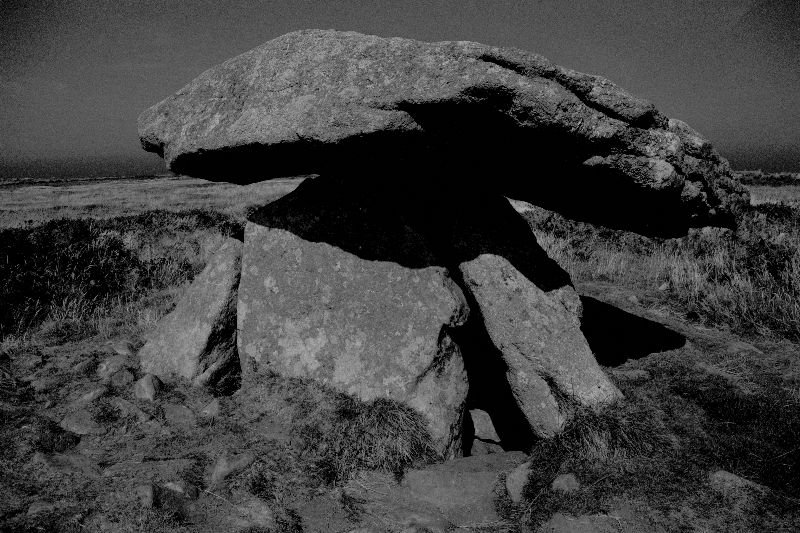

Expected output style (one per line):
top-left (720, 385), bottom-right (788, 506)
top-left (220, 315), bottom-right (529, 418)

top-left (0, 175), bottom-right (305, 228)
top-left (748, 184), bottom-right (800, 207)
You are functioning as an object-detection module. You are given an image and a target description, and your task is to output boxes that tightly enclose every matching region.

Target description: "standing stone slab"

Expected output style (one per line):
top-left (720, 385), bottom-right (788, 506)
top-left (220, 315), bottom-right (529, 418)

top-left (139, 237), bottom-right (242, 388)
top-left (237, 222), bottom-right (470, 456)
top-left (460, 254), bottom-right (621, 438)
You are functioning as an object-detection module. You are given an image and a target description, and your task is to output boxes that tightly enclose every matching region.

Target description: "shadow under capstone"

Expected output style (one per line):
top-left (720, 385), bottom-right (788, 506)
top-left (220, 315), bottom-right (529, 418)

top-left (579, 295), bottom-right (686, 367)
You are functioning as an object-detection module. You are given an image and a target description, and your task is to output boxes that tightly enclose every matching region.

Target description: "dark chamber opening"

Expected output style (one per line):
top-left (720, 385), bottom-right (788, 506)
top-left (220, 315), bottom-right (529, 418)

top-left (579, 295), bottom-right (686, 367)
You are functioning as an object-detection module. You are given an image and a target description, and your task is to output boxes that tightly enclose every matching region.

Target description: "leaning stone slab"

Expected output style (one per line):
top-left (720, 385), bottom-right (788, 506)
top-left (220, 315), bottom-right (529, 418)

top-left (460, 254), bottom-right (622, 438)
top-left (139, 237), bottom-right (242, 388)
top-left (237, 218), bottom-right (470, 457)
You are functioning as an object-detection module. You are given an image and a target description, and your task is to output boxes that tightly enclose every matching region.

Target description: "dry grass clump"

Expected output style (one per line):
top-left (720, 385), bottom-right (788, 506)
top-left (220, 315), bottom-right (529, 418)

top-left (0, 209), bottom-right (243, 341)
top-left (512, 354), bottom-right (800, 529)
top-left (259, 375), bottom-right (439, 485)
top-left (526, 201), bottom-right (800, 341)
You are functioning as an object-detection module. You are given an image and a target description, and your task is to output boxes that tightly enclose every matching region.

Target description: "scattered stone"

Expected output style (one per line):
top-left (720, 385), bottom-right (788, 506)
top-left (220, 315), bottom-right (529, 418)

top-left (402, 452), bottom-right (527, 526)
top-left (60, 409), bottom-right (106, 435)
top-left (27, 500), bottom-right (58, 516)
top-left (24, 417), bottom-right (80, 453)
top-left (162, 403), bottom-right (196, 429)
top-left (469, 409), bottom-right (500, 443)
top-left (551, 473), bottom-right (581, 493)
top-left (110, 397), bottom-right (151, 423)
top-left (232, 497), bottom-right (275, 529)
top-left (708, 470), bottom-right (766, 499)
top-left (610, 369), bottom-right (652, 382)
top-left (134, 483), bottom-right (156, 508)
top-left (97, 355), bottom-right (130, 381)
top-left (133, 374), bottom-right (161, 401)
top-left (210, 451), bottom-right (256, 486)
top-left (726, 341), bottom-right (763, 355)
top-left (199, 398), bottom-right (221, 419)
top-left (111, 339), bottom-right (137, 357)
top-left (31, 375), bottom-right (61, 393)
top-left (71, 358), bottom-right (95, 376)
top-left (505, 461), bottom-right (532, 504)
top-left (469, 439), bottom-right (504, 456)
top-left (110, 368), bottom-right (135, 388)
top-left (658, 281), bottom-right (670, 291)
top-left (627, 295), bottom-right (640, 305)
top-left (31, 451), bottom-right (102, 479)
top-left (74, 386), bottom-right (107, 406)
top-left (139, 238), bottom-right (242, 388)
top-left (163, 479), bottom-right (200, 500)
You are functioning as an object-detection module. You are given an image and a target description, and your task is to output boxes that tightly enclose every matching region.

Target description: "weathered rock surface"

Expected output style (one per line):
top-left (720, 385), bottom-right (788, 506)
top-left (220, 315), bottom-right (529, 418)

top-left (461, 254), bottom-right (622, 438)
top-left (133, 374), bottom-right (161, 401)
top-left (139, 238), bottom-right (242, 388)
top-left (401, 451), bottom-right (527, 526)
top-left (139, 29), bottom-right (747, 236)
top-left (238, 179), bottom-right (470, 456)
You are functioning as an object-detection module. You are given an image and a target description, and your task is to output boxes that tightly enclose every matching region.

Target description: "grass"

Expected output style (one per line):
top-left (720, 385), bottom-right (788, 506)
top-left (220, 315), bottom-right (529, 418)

top-left (525, 200), bottom-right (800, 341)
top-left (0, 209), bottom-right (244, 341)
top-left (244, 374), bottom-right (440, 485)
top-left (512, 361), bottom-right (800, 530)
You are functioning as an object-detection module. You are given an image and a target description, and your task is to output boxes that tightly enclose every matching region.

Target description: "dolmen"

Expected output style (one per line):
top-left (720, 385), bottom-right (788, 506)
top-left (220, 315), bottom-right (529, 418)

top-left (137, 29), bottom-right (748, 457)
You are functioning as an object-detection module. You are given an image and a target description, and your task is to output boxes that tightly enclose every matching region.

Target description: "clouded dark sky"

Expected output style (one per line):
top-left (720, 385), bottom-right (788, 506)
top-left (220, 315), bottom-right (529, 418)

top-left (1, 0), bottom-right (798, 179)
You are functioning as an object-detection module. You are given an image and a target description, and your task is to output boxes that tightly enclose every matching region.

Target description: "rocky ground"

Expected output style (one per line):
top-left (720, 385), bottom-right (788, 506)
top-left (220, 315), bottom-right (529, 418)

top-left (1, 248), bottom-right (798, 532)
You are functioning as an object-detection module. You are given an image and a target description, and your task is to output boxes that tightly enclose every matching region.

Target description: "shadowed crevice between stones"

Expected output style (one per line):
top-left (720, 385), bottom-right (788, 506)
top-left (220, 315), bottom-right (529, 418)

top-left (579, 295), bottom-right (686, 366)
top-left (447, 268), bottom-right (536, 454)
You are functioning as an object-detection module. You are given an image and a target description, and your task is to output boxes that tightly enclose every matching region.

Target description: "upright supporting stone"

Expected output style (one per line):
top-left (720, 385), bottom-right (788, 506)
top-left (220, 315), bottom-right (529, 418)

top-left (460, 254), bottom-right (622, 438)
top-left (237, 179), bottom-right (471, 457)
top-left (139, 238), bottom-right (242, 389)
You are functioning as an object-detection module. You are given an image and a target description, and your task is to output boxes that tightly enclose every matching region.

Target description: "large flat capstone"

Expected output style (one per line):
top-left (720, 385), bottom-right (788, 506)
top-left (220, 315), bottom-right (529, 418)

top-left (139, 29), bottom-right (748, 237)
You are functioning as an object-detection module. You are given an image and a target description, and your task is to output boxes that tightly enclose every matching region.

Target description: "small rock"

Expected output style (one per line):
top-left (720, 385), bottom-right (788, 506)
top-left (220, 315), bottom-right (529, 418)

top-left (111, 339), bottom-right (137, 357)
top-left (657, 281), bottom-right (670, 291)
top-left (110, 369), bottom-right (135, 388)
top-left (199, 398), bottom-right (221, 418)
top-left (163, 403), bottom-right (196, 429)
top-left (27, 500), bottom-right (57, 516)
top-left (470, 439), bottom-right (504, 456)
top-left (71, 359), bottom-right (95, 376)
top-left (134, 483), bottom-right (157, 508)
top-left (210, 451), bottom-right (256, 486)
top-left (551, 473), bottom-right (580, 493)
top-left (110, 397), bottom-right (151, 423)
top-left (134, 374), bottom-right (161, 401)
top-left (75, 386), bottom-right (107, 406)
top-left (233, 497), bottom-right (274, 528)
top-left (626, 295), bottom-right (639, 305)
top-left (163, 479), bottom-right (200, 500)
top-left (31, 375), bottom-right (60, 393)
top-left (469, 409), bottom-right (500, 442)
top-left (505, 461), bottom-right (532, 504)
top-left (60, 409), bottom-right (106, 435)
top-left (610, 369), bottom-right (651, 382)
top-left (708, 470), bottom-right (766, 499)
top-left (402, 452), bottom-right (527, 526)
top-left (726, 341), bottom-right (763, 355)
top-left (97, 355), bottom-right (129, 380)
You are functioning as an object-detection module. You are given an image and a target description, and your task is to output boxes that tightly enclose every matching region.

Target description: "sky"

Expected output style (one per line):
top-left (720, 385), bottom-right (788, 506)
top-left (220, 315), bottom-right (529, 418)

top-left (1, 0), bottom-right (798, 180)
